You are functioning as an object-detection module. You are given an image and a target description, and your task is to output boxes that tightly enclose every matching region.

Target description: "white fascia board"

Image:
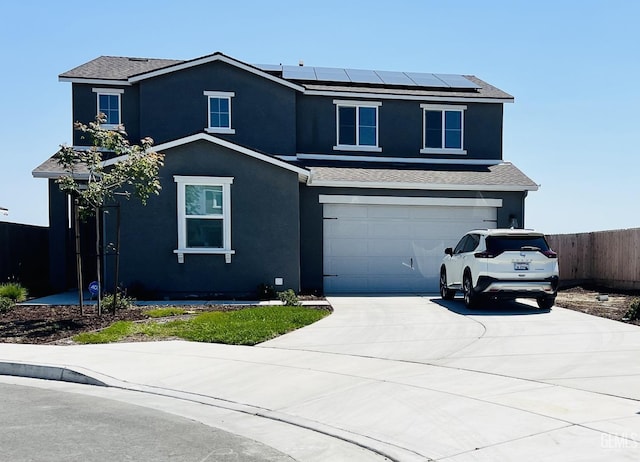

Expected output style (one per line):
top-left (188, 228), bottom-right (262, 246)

top-left (309, 179), bottom-right (538, 192)
top-left (128, 54), bottom-right (305, 92)
top-left (106, 133), bottom-right (310, 179)
top-left (291, 153), bottom-right (501, 166)
top-left (319, 195), bottom-right (503, 208)
top-left (305, 89), bottom-right (513, 104)
top-left (59, 77), bottom-right (132, 86)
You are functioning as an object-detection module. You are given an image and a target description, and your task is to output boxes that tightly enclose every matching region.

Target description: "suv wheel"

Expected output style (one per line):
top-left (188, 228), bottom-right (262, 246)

top-left (463, 273), bottom-right (479, 309)
top-left (440, 269), bottom-right (456, 300)
top-left (537, 296), bottom-right (555, 310)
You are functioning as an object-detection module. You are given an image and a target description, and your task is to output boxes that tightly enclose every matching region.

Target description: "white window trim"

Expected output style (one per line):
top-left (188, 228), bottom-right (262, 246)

top-left (92, 88), bottom-right (124, 129)
top-left (204, 91), bottom-right (236, 134)
top-left (420, 104), bottom-right (467, 155)
top-left (333, 100), bottom-right (382, 152)
top-left (174, 176), bottom-right (235, 263)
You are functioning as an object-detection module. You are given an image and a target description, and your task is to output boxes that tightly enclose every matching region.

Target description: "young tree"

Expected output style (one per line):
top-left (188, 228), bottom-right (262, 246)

top-left (56, 116), bottom-right (164, 314)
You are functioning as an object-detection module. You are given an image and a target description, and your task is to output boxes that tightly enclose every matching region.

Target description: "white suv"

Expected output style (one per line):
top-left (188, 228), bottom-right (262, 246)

top-left (440, 229), bottom-right (559, 309)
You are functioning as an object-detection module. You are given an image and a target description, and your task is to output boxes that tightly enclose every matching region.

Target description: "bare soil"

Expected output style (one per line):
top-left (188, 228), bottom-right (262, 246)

top-left (554, 286), bottom-right (640, 326)
top-left (0, 287), bottom-right (637, 345)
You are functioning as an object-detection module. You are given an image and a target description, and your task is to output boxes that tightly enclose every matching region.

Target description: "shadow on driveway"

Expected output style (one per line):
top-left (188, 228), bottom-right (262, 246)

top-left (432, 297), bottom-right (551, 316)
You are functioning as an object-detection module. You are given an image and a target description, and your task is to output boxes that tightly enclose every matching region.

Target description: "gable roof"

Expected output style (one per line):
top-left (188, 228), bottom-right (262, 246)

top-left (58, 52), bottom-right (512, 102)
top-left (59, 52), bottom-right (305, 92)
top-left (149, 133), bottom-right (310, 179)
top-left (33, 134), bottom-right (310, 181)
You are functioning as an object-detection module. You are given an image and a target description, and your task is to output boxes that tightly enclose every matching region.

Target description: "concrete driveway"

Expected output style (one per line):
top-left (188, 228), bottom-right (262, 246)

top-left (1, 296), bottom-right (640, 461)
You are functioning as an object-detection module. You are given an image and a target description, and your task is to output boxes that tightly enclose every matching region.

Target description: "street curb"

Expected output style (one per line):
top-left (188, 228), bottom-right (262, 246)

top-left (0, 361), bottom-right (107, 387)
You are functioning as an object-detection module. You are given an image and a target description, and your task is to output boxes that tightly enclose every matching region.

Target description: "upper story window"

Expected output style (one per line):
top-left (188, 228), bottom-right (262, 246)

top-left (204, 91), bottom-right (235, 134)
top-left (420, 104), bottom-right (467, 155)
top-left (92, 88), bottom-right (124, 128)
top-left (333, 100), bottom-right (382, 152)
top-left (174, 176), bottom-right (235, 263)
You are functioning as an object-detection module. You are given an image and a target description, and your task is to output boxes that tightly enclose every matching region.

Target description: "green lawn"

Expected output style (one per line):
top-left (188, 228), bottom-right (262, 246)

top-left (73, 305), bottom-right (330, 345)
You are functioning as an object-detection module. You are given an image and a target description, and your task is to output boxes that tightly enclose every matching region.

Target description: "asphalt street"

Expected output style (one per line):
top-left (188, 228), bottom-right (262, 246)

top-left (0, 382), bottom-right (294, 462)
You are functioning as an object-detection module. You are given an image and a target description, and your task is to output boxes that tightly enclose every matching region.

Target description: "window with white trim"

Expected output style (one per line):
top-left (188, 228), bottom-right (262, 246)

top-left (333, 100), bottom-right (382, 152)
top-left (420, 104), bottom-right (467, 155)
top-left (204, 91), bottom-right (235, 134)
top-left (174, 176), bottom-right (235, 263)
top-left (92, 88), bottom-right (124, 128)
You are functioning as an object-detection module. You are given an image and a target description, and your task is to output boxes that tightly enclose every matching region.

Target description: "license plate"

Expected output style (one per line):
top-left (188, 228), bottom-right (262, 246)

top-left (514, 262), bottom-right (529, 271)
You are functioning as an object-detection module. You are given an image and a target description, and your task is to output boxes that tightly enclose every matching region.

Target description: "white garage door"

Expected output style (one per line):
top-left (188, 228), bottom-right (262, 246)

top-left (323, 199), bottom-right (498, 294)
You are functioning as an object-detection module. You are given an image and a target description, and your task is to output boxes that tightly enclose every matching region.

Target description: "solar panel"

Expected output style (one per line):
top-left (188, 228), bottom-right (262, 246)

top-left (434, 74), bottom-right (480, 89)
top-left (344, 68), bottom-right (383, 85)
top-left (405, 72), bottom-right (449, 88)
top-left (276, 63), bottom-right (480, 90)
top-left (375, 70), bottom-right (415, 86)
top-left (282, 65), bottom-right (317, 80)
top-left (314, 67), bottom-right (351, 83)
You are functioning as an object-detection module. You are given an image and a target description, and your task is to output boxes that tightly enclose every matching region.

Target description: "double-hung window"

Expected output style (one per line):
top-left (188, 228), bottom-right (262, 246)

top-left (333, 100), bottom-right (382, 152)
top-left (92, 88), bottom-right (124, 128)
top-left (174, 176), bottom-right (235, 263)
top-left (204, 91), bottom-right (235, 134)
top-left (420, 104), bottom-right (467, 155)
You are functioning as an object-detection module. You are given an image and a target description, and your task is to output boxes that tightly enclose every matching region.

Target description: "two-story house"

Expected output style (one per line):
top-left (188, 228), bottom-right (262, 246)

top-left (33, 52), bottom-right (537, 298)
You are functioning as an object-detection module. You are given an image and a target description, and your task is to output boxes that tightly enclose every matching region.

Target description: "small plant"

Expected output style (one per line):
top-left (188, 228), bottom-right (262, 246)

top-left (0, 282), bottom-right (28, 302)
top-left (278, 289), bottom-right (301, 307)
top-left (0, 297), bottom-right (14, 313)
top-left (624, 298), bottom-right (640, 321)
top-left (102, 292), bottom-right (136, 311)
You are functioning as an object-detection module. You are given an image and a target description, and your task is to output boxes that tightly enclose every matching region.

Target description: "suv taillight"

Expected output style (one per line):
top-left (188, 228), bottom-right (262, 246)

top-left (474, 251), bottom-right (499, 258)
top-left (542, 250), bottom-right (557, 258)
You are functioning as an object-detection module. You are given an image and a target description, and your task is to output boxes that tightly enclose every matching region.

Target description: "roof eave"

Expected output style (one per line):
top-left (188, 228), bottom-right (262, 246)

top-left (307, 179), bottom-right (538, 192)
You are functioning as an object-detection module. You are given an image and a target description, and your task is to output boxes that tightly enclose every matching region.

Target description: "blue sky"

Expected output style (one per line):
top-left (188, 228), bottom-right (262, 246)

top-left (1, 0), bottom-right (638, 234)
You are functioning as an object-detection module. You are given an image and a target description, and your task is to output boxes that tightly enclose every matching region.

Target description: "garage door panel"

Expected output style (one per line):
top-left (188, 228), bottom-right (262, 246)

top-left (323, 203), bottom-right (497, 293)
top-left (325, 256), bottom-right (370, 274)
top-left (325, 239), bottom-right (368, 257)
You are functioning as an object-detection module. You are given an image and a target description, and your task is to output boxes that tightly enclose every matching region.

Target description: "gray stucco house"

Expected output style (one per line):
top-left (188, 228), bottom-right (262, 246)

top-left (33, 52), bottom-right (538, 297)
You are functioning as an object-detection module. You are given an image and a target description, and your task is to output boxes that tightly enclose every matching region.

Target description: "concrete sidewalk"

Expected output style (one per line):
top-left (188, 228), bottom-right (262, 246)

top-left (2, 296), bottom-right (640, 461)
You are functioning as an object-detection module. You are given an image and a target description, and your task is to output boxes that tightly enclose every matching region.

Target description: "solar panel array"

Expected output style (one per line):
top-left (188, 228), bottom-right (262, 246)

top-left (256, 64), bottom-right (480, 89)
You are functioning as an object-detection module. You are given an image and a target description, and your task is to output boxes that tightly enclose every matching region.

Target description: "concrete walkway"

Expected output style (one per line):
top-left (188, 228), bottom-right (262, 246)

top-left (2, 296), bottom-right (640, 461)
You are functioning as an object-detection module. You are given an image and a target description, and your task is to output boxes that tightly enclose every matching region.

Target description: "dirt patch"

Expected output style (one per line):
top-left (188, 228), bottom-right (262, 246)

top-left (555, 286), bottom-right (640, 326)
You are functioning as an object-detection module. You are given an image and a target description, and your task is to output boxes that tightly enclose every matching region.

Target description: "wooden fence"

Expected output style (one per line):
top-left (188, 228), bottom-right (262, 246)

top-left (547, 228), bottom-right (640, 291)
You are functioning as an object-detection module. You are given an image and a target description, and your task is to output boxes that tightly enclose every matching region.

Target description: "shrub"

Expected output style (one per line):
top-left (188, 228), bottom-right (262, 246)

top-left (278, 289), bottom-right (301, 307)
top-left (0, 282), bottom-right (28, 302)
top-left (102, 292), bottom-right (136, 311)
top-left (624, 299), bottom-right (640, 321)
top-left (0, 297), bottom-right (14, 313)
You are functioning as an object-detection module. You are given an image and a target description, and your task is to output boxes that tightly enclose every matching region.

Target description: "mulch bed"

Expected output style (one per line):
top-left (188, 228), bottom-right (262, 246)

top-left (0, 303), bottom-right (246, 345)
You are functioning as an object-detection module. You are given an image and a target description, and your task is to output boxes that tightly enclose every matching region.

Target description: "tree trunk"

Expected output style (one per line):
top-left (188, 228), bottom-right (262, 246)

top-left (74, 200), bottom-right (84, 316)
top-left (95, 207), bottom-right (102, 316)
top-left (112, 205), bottom-right (121, 315)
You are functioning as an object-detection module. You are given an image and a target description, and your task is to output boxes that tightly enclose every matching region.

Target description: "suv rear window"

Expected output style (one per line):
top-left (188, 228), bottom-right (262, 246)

top-left (486, 235), bottom-right (550, 253)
